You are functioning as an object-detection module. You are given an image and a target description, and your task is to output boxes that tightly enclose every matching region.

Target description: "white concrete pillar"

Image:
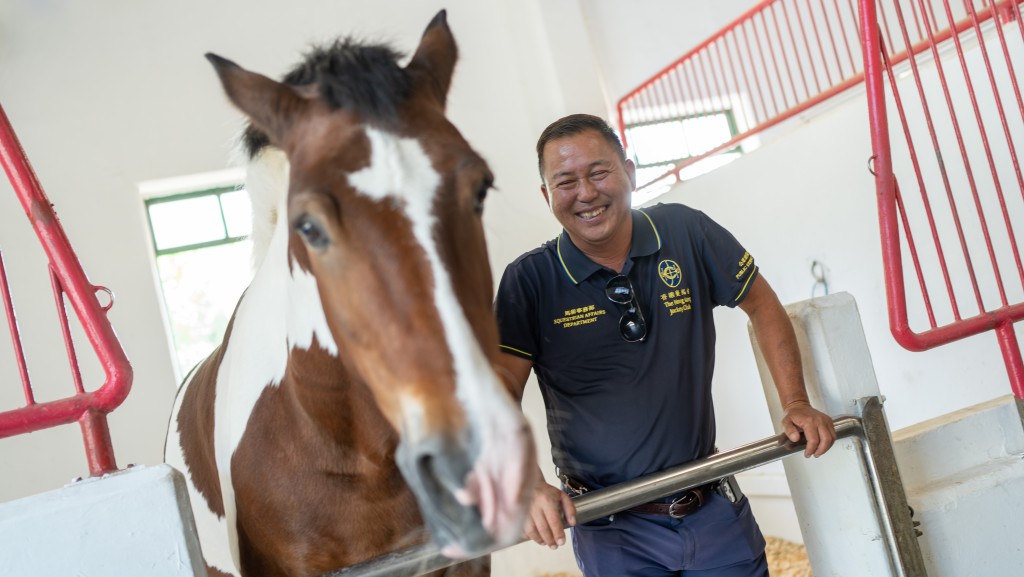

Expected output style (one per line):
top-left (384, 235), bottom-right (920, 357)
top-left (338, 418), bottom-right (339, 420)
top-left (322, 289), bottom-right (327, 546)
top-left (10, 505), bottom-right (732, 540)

top-left (0, 463), bottom-right (206, 576)
top-left (749, 291), bottom-right (893, 576)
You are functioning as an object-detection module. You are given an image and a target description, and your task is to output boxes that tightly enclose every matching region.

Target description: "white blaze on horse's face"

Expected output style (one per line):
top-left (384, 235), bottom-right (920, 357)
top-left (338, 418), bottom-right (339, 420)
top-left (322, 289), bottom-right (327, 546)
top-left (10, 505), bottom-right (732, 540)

top-left (287, 124), bottom-right (534, 555)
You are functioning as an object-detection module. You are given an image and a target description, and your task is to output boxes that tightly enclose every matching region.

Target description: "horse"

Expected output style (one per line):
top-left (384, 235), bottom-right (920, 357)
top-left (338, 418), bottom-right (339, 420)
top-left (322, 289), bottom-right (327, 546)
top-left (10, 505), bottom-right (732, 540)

top-left (164, 11), bottom-right (535, 577)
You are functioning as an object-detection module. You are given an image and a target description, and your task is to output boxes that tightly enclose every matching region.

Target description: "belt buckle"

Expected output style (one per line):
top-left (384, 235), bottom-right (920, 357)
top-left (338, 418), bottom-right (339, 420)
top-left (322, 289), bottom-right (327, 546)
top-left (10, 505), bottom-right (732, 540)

top-left (668, 489), bottom-right (703, 519)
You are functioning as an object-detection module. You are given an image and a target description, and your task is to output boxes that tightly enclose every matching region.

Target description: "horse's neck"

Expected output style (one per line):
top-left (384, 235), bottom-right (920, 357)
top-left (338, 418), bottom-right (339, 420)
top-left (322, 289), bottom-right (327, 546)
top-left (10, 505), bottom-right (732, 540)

top-left (282, 349), bottom-right (400, 465)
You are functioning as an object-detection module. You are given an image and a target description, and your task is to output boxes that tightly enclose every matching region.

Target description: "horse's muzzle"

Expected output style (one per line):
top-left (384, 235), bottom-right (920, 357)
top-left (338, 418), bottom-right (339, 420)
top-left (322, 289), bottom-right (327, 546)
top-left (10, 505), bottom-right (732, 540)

top-left (395, 420), bottom-right (532, 559)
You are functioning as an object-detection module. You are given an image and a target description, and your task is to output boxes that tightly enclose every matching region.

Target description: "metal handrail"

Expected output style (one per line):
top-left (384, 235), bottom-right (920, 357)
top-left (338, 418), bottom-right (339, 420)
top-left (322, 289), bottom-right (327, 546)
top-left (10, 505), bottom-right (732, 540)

top-left (326, 396), bottom-right (925, 577)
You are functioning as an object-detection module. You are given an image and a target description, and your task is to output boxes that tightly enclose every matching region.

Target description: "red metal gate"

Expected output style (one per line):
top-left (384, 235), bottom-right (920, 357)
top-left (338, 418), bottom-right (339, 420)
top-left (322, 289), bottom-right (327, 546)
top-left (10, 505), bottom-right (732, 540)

top-left (860, 0), bottom-right (1024, 399)
top-left (0, 102), bottom-right (133, 476)
top-left (616, 0), bottom-right (1024, 400)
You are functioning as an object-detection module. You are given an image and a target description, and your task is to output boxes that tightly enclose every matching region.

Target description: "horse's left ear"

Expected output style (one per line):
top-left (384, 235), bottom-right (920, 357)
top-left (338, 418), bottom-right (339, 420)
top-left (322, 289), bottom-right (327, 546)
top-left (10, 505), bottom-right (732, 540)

top-left (406, 10), bottom-right (458, 108)
top-left (206, 53), bottom-right (313, 147)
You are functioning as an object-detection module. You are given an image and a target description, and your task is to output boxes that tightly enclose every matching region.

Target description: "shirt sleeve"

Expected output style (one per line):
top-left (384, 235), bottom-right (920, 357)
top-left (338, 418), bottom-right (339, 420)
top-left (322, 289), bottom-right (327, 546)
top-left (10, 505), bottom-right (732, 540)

top-left (696, 211), bottom-right (759, 307)
top-left (494, 260), bottom-right (540, 360)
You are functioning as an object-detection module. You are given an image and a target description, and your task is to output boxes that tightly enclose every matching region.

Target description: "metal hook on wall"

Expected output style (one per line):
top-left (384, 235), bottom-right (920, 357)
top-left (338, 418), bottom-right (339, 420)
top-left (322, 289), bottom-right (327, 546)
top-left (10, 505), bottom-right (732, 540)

top-left (811, 260), bottom-right (829, 298)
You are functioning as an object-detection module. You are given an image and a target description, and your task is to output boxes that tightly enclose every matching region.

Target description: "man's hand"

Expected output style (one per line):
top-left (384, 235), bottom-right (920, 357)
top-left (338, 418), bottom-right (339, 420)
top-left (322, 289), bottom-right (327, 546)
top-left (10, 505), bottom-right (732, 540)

top-left (524, 480), bottom-right (576, 549)
top-left (782, 401), bottom-right (836, 458)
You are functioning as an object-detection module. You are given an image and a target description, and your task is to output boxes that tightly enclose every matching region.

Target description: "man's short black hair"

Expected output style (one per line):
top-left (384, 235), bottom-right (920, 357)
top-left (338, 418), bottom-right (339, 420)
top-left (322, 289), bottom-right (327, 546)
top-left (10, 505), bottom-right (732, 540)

top-left (536, 114), bottom-right (627, 180)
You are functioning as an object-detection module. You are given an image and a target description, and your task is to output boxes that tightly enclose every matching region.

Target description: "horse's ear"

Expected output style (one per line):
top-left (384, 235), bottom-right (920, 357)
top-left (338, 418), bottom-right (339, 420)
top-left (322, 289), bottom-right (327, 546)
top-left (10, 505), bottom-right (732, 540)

top-left (406, 10), bottom-right (458, 108)
top-left (206, 53), bottom-right (311, 146)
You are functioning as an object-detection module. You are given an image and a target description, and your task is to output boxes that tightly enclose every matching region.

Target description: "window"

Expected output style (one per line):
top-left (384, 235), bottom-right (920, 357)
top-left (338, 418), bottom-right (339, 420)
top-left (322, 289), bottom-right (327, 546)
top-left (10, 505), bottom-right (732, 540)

top-left (624, 108), bottom-right (744, 206)
top-left (140, 170), bottom-right (253, 380)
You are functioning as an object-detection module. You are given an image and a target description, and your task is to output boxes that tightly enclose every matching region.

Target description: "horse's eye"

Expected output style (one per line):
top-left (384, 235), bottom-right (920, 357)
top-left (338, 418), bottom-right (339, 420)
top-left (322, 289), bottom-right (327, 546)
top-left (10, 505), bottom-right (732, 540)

top-left (474, 182), bottom-right (491, 215)
top-left (295, 216), bottom-right (329, 250)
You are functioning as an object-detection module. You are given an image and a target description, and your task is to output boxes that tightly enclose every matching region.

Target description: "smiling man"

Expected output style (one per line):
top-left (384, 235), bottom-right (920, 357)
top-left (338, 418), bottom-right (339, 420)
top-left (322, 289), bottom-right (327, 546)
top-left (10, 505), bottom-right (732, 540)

top-left (494, 114), bottom-right (835, 577)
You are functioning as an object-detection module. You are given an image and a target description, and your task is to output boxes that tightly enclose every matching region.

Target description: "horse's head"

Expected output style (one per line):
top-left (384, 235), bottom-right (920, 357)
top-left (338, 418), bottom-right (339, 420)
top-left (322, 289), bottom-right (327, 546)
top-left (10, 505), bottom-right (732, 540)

top-left (206, 11), bottom-right (534, 558)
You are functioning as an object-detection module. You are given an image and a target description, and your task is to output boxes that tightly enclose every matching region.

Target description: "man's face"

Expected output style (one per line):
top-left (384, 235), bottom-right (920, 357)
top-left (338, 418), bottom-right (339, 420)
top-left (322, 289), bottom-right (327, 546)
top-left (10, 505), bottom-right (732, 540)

top-left (540, 130), bottom-right (636, 252)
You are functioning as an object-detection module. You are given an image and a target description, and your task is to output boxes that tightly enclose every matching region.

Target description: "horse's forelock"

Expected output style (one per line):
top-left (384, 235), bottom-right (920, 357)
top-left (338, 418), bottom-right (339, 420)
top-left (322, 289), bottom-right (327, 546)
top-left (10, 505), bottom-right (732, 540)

top-left (241, 37), bottom-right (411, 159)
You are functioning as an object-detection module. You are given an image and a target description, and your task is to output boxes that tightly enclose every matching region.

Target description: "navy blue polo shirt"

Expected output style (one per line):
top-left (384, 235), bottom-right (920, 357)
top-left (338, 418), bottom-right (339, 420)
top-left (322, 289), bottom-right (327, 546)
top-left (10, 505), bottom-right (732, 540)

top-left (494, 203), bottom-right (759, 489)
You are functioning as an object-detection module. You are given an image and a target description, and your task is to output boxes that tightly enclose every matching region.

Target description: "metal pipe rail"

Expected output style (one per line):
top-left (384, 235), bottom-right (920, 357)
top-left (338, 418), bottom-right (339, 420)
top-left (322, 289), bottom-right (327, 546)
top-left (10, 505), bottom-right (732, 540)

top-left (0, 102), bottom-right (133, 475)
top-left (326, 396), bottom-right (925, 577)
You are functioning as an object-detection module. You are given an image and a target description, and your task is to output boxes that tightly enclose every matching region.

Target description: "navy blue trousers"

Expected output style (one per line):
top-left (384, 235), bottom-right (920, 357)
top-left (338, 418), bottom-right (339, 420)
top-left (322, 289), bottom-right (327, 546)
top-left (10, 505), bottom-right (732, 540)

top-left (571, 494), bottom-right (768, 577)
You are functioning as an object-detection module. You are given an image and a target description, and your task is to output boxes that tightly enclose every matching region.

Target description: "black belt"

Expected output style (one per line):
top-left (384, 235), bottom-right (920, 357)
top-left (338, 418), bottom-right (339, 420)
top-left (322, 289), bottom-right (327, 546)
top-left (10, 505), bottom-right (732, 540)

top-left (626, 483), bottom-right (714, 518)
top-left (559, 473), bottom-right (718, 519)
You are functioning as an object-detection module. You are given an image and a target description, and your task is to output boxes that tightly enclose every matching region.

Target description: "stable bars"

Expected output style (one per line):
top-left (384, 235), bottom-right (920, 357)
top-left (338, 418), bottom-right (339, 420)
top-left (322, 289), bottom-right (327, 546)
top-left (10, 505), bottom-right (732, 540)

top-left (0, 102), bottom-right (133, 475)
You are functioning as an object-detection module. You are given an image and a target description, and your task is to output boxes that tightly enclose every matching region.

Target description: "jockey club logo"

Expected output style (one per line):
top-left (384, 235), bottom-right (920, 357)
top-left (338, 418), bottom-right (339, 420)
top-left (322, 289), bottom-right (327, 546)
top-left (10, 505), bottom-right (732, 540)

top-left (658, 259), bottom-right (682, 288)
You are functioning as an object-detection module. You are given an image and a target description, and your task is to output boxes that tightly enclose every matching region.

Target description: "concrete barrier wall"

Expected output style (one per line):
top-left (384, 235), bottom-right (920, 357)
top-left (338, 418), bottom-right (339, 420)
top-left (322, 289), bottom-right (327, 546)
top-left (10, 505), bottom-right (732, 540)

top-left (752, 292), bottom-right (1024, 575)
top-left (0, 464), bottom-right (205, 577)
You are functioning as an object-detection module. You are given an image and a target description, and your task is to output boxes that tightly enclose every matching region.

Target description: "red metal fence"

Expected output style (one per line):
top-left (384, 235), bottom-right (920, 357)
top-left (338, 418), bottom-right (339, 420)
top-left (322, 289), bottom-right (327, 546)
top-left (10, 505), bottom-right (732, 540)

top-left (617, 0), bottom-right (1015, 194)
top-left (861, 0), bottom-right (1024, 399)
top-left (617, 0), bottom-right (1023, 399)
top-left (0, 102), bottom-right (133, 476)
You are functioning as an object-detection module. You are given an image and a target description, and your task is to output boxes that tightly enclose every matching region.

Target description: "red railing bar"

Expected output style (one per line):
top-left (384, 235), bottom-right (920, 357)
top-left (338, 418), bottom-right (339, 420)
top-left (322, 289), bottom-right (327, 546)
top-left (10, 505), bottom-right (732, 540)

top-left (50, 268), bottom-right (86, 395)
top-left (819, 0), bottom-right (848, 78)
top-left (80, 408), bottom-right (117, 477)
top-left (713, 39), bottom-right (741, 120)
top-left (782, 0), bottom-right (815, 100)
top-left (759, 11), bottom-right (790, 110)
top-left (893, 0), bottom-right (980, 317)
top-left (712, 40), bottom-right (736, 113)
top-left (876, 32), bottom-right (946, 330)
top-left (636, 92), bottom-right (651, 126)
top-left (771, 3), bottom-right (803, 105)
top-left (0, 251), bottom-right (35, 404)
top-left (805, 0), bottom-right (837, 86)
top-left (894, 181), bottom-right (940, 327)
top-left (880, 40), bottom-right (948, 327)
top-left (995, 321), bottom-right (1024, 399)
top-left (798, 0), bottom-right (827, 94)
top-left (835, 0), bottom-right (859, 74)
top-left (0, 102), bottom-right (132, 475)
top-left (892, 301), bottom-right (1024, 350)
top-left (696, 50), bottom-right (720, 115)
top-left (960, 0), bottom-right (1024, 292)
top-left (850, 0), bottom-right (864, 45)
top-left (753, 14), bottom-right (782, 115)
top-left (991, 0), bottom-right (1024, 137)
top-left (918, 0), bottom-right (1005, 311)
top-left (877, 0), bottom-right (901, 59)
top-left (618, 0), bottom-right (781, 105)
top-left (671, 67), bottom-right (696, 123)
top-left (866, 0), bottom-right (912, 350)
top-left (741, 21), bottom-right (774, 120)
top-left (1014, 0), bottom-right (1024, 47)
top-left (649, 78), bottom-right (667, 123)
top-left (661, 74), bottom-right (683, 123)
top-left (685, 59), bottom-right (708, 117)
top-left (722, 36), bottom-right (753, 131)
top-left (727, 32), bottom-right (759, 123)
top-left (909, 0), bottom-right (927, 39)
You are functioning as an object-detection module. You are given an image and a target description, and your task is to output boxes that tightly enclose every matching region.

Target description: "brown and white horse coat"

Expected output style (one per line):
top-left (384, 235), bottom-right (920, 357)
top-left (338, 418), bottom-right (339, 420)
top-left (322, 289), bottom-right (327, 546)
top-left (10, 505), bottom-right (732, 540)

top-left (166, 12), bottom-right (533, 577)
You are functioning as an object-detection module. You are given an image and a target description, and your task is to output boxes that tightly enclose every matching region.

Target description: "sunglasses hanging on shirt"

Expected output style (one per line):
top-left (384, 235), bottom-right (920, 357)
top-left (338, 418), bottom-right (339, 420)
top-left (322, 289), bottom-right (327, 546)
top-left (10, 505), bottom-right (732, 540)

top-left (605, 274), bottom-right (648, 343)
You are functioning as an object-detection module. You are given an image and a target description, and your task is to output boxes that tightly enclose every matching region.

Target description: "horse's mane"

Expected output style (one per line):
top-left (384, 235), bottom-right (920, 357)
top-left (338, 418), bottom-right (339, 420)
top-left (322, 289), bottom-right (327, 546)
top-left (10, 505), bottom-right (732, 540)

top-left (242, 38), bottom-right (411, 159)
top-left (242, 37), bottom-right (412, 268)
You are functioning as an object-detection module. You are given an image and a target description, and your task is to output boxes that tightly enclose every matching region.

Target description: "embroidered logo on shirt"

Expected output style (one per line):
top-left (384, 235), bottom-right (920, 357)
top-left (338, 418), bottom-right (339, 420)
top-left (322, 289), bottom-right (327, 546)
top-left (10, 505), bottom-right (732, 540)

top-left (553, 304), bottom-right (607, 328)
top-left (658, 259), bottom-right (682, 288)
